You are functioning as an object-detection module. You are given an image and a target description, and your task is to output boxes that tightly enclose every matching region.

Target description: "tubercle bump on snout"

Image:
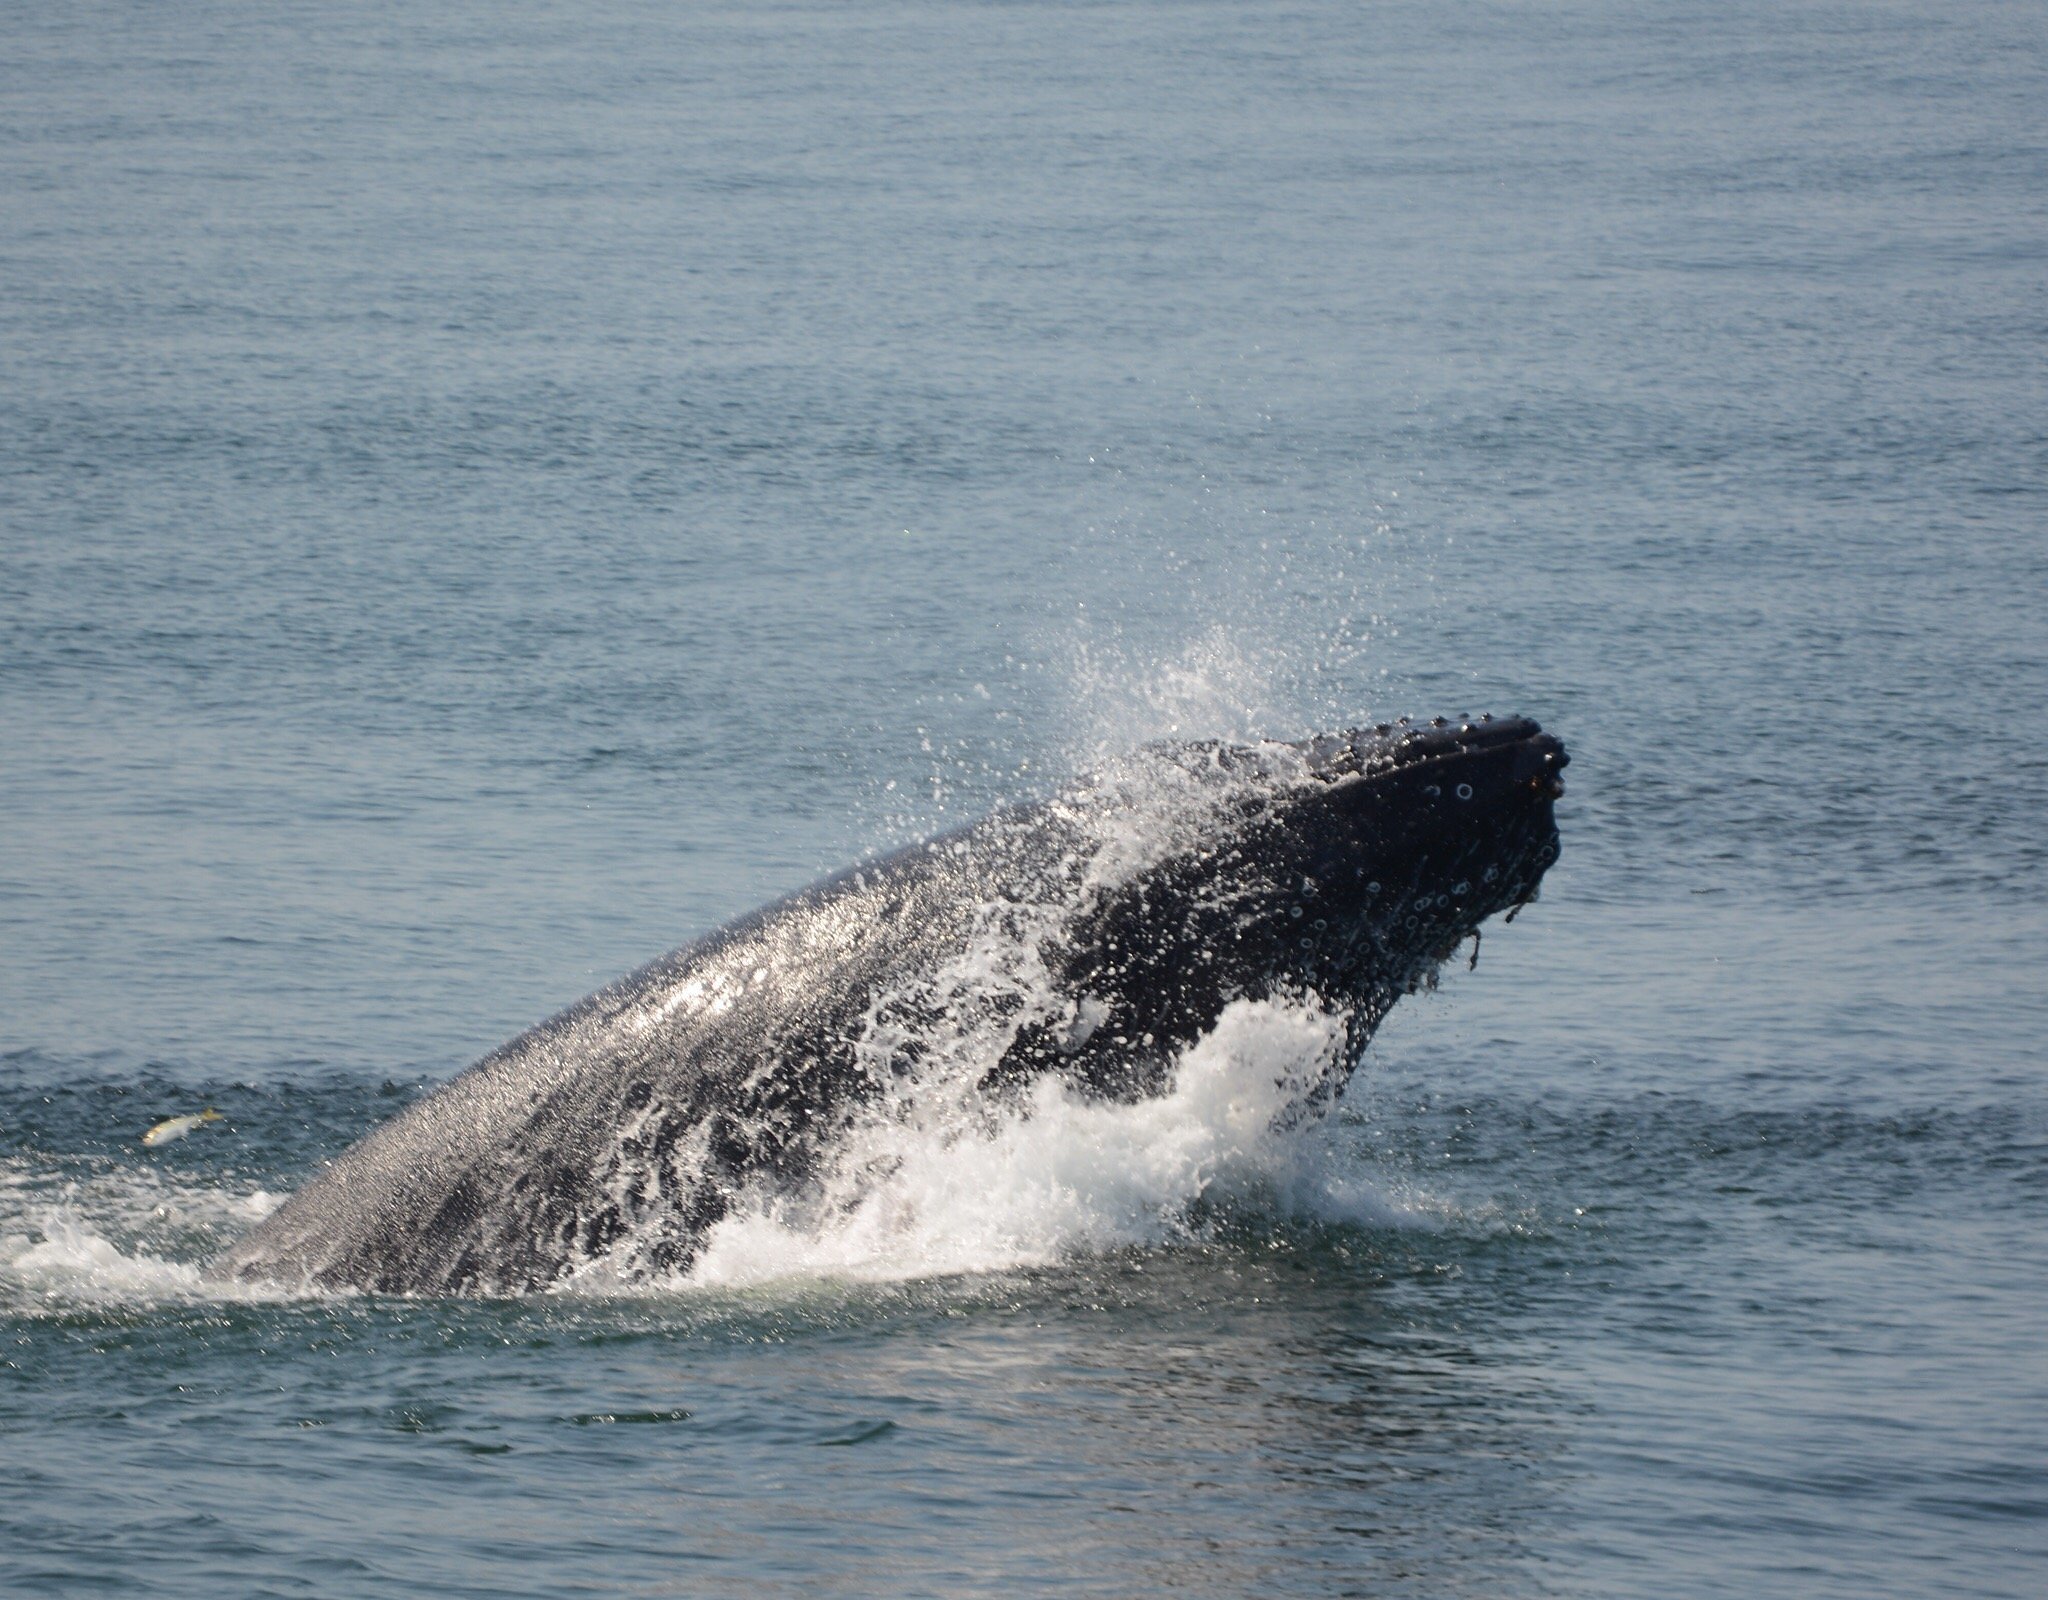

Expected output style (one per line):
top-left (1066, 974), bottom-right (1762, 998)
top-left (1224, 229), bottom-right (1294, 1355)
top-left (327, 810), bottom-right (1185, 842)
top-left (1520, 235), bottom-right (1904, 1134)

top-left (1300, 718), bottom-right (1570, 817)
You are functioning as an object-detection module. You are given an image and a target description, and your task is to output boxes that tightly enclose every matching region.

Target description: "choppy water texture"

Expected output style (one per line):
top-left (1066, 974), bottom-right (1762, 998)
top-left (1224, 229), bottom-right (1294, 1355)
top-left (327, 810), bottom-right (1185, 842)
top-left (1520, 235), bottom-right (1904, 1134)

top-left (4, 1), bottom-right (2046, 1595)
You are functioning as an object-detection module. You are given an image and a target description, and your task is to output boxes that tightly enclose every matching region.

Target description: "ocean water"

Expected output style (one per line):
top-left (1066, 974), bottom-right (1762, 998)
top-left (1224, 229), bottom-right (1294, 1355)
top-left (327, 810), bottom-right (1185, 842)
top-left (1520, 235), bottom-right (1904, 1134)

top-left (3, 0), bottom-right (2045, 1594)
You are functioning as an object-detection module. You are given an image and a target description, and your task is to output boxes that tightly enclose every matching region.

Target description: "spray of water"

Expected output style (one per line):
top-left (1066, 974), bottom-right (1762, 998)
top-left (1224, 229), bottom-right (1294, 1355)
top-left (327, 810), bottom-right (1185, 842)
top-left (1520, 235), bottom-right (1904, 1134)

top-left (6, 637), bottom-right (1459, 1305)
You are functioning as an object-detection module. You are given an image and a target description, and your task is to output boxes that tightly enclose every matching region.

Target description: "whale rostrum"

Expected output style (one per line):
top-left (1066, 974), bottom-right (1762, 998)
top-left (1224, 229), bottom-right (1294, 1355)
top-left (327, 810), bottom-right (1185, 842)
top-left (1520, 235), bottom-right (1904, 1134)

top-left (218, 716), bottom-right (1568, 1295)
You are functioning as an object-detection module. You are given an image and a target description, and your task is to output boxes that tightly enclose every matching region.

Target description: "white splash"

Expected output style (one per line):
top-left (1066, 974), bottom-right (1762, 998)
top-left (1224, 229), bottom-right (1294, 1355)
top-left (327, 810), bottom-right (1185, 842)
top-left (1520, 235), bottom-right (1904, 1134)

top-left (682, 996), bottom-right (1425, 1291)
top-left (0, 1159), bottom-right (292, 1310)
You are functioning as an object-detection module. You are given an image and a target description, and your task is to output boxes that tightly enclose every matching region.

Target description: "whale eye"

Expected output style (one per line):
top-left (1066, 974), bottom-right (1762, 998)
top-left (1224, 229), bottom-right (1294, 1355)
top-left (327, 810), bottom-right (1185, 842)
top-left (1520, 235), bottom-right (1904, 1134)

top-left (1455, 783), bottom-right (1472, 801)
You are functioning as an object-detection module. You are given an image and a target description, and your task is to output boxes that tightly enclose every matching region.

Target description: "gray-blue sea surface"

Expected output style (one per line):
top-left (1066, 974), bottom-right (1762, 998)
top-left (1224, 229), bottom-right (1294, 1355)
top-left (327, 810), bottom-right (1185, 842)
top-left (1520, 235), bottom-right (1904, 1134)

top-left (3, 1), bottom-right (2045, 1595)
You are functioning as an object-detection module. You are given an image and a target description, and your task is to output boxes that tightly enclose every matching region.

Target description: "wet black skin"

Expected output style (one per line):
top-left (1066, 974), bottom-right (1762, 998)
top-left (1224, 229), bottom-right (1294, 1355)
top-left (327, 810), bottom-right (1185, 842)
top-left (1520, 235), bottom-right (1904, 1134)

top-left (218, 716), bottom-right (1566, 1296)
top-left (995, 715), bottom-right (1566, 1103)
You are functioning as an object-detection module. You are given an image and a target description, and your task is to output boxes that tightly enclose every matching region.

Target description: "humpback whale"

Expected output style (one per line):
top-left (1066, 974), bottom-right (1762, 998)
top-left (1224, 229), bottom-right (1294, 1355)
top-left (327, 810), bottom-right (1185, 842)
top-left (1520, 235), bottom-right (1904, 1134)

top-left (220, 715), bottom-right (1567, 1295)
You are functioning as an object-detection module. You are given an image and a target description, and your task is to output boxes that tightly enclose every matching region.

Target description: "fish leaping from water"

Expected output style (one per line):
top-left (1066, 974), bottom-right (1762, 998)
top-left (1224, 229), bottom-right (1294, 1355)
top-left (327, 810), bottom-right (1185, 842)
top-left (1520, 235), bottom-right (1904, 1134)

top-left (142, 1108), bottom-right (224, 1147)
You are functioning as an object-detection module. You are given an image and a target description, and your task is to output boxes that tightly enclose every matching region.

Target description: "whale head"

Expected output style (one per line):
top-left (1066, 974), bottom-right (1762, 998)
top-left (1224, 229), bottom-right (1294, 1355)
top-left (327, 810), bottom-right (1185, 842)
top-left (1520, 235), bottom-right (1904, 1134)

top-left (1126, 714), bottom-right (1568, 1005)
top-left (1033, 715), bottom-right (1567, 1101)
top-left (1281, 714), bottom-right (1567, 989)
